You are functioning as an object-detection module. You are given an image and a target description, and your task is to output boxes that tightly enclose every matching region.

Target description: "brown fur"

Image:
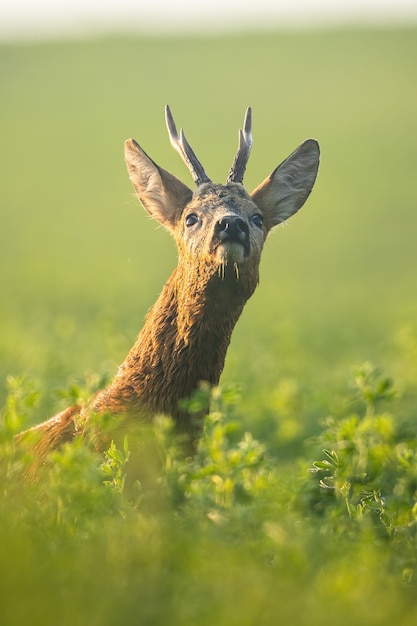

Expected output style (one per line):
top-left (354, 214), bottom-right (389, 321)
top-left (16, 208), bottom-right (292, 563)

top-left (18, 108), bottom-right (320, 474)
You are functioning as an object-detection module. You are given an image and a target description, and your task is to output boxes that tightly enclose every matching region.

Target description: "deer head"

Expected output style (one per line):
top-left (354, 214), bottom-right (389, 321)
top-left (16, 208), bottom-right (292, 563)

top-left (124, 106), bottom-right (320, 301)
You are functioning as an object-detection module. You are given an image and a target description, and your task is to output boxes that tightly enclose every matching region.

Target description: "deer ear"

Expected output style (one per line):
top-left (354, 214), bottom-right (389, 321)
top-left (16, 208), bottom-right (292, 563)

top-left (125, 138), bottom-right (193, 230)
top-left (251, 139), bottom-right (320, 230)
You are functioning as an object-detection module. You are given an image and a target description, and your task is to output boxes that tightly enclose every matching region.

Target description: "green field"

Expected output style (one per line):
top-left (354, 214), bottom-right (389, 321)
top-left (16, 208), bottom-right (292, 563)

top-left (1, 27), bottom-right (417, 625)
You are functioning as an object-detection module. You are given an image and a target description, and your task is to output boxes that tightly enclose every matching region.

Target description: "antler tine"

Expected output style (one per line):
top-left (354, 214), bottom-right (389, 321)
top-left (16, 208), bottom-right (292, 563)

top-left (165, 105), bottom-right (211, 186)
top-left (226, 107), bottom-right (253, 184)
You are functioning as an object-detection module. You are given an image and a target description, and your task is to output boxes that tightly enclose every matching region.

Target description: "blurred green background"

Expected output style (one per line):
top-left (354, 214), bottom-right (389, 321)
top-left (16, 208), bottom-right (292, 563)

top-left (1, 27), bottom-right (416, 431)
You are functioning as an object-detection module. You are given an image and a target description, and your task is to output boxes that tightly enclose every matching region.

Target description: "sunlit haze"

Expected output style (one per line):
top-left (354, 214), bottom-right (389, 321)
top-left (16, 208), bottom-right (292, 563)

top-left (1, 0), bottom-right (417, 40)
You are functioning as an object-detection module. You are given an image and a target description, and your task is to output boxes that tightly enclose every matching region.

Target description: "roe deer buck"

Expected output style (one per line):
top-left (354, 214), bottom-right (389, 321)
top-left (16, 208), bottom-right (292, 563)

top-left (19, 106), bottom-right (319, 468)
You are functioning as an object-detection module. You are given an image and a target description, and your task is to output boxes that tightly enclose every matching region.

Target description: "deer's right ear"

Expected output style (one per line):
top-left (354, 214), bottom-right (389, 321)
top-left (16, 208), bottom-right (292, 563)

top-left (250, 139), bottom-right (320, 230)
top-left (125, 139), bottom-right (193, 230)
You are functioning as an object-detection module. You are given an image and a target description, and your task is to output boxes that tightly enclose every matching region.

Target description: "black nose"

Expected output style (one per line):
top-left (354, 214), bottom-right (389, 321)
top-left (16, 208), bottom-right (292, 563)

top-left (216, 216), bottom-right (249, 239)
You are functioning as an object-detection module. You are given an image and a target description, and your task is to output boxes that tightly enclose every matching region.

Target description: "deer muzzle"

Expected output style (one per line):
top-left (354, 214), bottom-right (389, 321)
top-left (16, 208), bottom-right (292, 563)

top-left (214, 215), bottom-right (250, 263)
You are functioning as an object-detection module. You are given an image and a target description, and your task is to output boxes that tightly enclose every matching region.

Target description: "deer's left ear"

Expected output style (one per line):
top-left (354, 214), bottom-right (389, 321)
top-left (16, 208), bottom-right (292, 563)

top-left (125, 138), bottom-right (193, 231)
top-left (251, 139), bottom-right (320, 230)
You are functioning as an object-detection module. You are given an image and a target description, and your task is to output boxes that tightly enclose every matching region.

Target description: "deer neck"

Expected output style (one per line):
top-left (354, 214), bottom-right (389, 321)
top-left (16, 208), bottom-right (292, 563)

top-left (91, 258), bottom-right (258, 424)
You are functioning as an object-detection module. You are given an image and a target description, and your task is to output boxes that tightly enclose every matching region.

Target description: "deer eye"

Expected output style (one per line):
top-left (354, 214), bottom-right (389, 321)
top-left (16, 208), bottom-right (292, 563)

top-left (252, 213), bottom-right (264, 228)
top-left (185, 213), bottom-right (199, 227)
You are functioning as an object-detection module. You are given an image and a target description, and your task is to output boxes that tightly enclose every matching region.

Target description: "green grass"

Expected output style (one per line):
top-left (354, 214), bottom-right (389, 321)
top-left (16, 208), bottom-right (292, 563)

top-left (1, 27), bottom-right (417, 625)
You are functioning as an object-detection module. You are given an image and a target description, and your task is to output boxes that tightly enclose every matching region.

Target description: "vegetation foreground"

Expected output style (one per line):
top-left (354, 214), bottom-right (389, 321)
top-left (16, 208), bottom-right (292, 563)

top-left (2, 361), bottom-right (417, 625)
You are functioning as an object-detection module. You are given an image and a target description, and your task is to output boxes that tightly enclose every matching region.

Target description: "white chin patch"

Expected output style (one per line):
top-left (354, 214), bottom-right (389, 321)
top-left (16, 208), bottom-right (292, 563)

top-left (216, 242), bottom-right (246, 265)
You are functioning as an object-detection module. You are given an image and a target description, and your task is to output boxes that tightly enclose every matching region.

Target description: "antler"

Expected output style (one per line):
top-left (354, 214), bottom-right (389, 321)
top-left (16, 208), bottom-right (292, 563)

top-left (165, 105), bottom-right (211, 186)
top-left (226, 107), bottom-right (253, 184)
